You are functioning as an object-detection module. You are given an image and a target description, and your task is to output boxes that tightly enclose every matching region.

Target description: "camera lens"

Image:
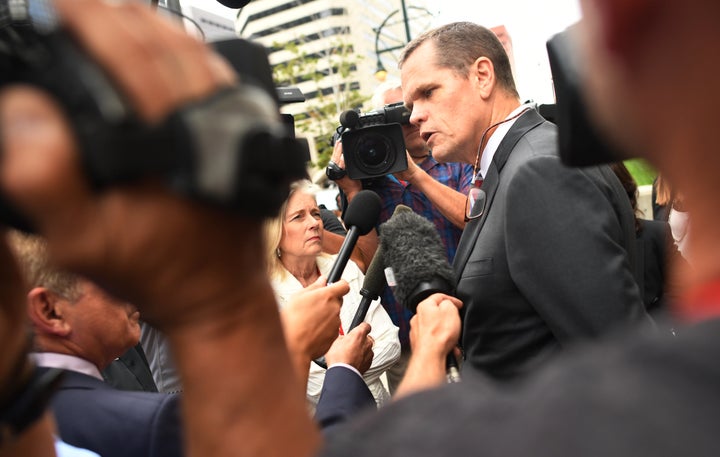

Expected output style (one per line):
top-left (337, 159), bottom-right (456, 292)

top-left (341, 124), bottom-right (407, 180)
top-left (356, 133), bottom-right (392, 169)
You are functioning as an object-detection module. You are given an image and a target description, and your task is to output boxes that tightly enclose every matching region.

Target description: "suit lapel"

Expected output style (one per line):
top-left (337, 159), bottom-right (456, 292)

top-left (453, 109), bottom-right (546, 275)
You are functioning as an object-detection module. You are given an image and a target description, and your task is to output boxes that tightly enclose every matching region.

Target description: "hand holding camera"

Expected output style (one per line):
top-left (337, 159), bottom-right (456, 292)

top-left (328, 102), bottom-right (410, 181)
top-left (0, 0), bottom-right (293, 329)
top-left (0, 0), bottom-right (307, 231)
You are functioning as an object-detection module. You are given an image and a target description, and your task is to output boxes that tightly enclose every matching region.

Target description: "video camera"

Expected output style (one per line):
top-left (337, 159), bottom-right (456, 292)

top-left (334, 102), bottom-right (410, 180)
top-left (0, 0), bottom-right (307, 232)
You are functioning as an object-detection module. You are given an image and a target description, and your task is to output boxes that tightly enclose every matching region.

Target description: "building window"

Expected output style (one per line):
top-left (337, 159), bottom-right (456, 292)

top-left (249, 8), bottom-right (346, 39)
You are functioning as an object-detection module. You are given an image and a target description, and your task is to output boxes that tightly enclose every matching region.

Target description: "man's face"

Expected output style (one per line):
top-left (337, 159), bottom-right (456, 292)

top-left (401, 41), bottom-right (483, 164)
top-left (380, 87), bottom-right (427, 158)
top-left (63, 279), bottom-right (141, 368)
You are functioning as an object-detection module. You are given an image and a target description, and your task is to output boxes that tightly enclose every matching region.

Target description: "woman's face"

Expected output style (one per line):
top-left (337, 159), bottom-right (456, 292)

top-left (279, 190), bottom-right (324, 262)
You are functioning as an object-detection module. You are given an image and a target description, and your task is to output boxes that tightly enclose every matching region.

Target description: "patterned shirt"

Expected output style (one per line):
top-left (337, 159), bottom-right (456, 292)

top-left (363, 156), bottom-right (474, 348)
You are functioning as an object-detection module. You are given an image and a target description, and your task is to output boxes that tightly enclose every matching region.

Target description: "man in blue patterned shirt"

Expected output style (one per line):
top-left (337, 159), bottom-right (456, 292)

top-left (330, 80), bottom-right (473, 393)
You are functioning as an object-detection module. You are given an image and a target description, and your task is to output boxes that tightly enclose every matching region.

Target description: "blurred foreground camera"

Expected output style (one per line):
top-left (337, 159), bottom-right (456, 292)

top-left (335, 102), bottom-right (409, 180)
top-left (0, 0), bottom-right (307, 232)
top-left (546, 25), bottom-right (629, 166)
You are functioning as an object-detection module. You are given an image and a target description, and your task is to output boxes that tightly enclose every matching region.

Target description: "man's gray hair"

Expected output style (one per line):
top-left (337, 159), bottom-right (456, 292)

top-left (370, 77), bottom-right (403, 110)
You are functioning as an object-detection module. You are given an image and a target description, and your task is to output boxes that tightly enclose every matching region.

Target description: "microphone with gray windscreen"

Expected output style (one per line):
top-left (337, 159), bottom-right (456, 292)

top-left (380, 210), bottom-right (461, 382)
top-left (348, 204), bottom-right (412, 331)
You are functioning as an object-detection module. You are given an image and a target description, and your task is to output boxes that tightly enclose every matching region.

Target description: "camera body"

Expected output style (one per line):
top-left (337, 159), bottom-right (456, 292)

top-left (337, 102), bottom-right (410, 180)
top-left (0, 0), bottom-right (308, 230)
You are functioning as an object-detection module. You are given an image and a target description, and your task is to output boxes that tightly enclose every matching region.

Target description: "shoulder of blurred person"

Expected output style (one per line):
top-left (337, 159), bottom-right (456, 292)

top-left (320, 318), bottom-right (720, 457)
top-left (46, 366), bottom-right (183, 457)
top-left (7, 230), bottom-right (182, 456)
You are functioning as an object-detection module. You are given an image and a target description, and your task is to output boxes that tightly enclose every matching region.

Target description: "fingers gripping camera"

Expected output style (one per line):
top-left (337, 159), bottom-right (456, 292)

top-left (0, 0), bottom-right (308, 230)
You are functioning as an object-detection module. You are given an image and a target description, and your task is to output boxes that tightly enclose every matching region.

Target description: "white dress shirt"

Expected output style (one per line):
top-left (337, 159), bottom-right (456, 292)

top-left (479, 103), bottom-right (534, 179)
top-left (32, 352), bottom-right (103, 380)
top-left (271, 254), bottom-right (401, 411)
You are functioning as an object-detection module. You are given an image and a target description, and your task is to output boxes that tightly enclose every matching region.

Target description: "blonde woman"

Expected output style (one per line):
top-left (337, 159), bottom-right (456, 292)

top-left (264, 180), bottom-right (399, 410)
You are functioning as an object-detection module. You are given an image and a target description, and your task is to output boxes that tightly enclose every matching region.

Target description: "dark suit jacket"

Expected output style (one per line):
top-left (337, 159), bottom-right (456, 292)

top-left (455, 109), bottom-right (650, 380)
top-left (635, 219), bottom-right (672, 313)
top-left (102, 343), bottom-right (159, 392)
top-left (315, 366), bottom-right (375, 434)
top-left (43, 368), bottom-right (183, 457)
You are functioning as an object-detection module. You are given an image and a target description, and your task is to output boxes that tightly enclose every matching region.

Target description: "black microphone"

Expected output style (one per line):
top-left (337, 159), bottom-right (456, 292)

top-left (326, 190), bottom-right (381, 285)
top-left (215, 0), bottom-right (252, 8)
top-left (312, 190), bottom-right (381, 370)
top-left (348, 205), bottom-right (412, 331)
top-left (380, 211), bottom-right (461, 383)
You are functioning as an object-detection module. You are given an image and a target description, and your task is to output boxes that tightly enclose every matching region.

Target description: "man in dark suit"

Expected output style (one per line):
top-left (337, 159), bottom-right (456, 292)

top-left (10, 229), bottom-right (374, 453)
top-left (398, 22), bottom-right (651, 380)
top-left (9, 232), bottom-right (184, 457)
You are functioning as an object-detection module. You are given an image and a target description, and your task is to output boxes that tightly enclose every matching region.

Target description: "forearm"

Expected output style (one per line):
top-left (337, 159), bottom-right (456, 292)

top-left (287, 348), bottom-right (312, 389)
top-left (168, 282), bottom-right (318, 457)
top-left (283, 325), bottom-right (312, 388)
top-left (0, 412), bottom-right (57, 457)
top-left (394, 348), bottom-right (447, 400)
top-left (405, 171), bottom-right (467, 229)
top-left (395, 294), bottom-right (462, 399)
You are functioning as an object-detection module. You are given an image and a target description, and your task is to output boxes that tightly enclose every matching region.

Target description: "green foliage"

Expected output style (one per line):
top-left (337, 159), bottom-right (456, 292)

top-left (272, 37), bottom-right (369, 169)
top-left (624, 159), bottom-right (657, 186)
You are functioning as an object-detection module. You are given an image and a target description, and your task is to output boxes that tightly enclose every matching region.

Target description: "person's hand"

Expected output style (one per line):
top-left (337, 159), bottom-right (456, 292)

top-left (0, 4), bottom-right (325, 456)
top-left (409, 293), bottom-right (463, 359)
top-left (325, 322), bottom-right (374, 375)
top-left (281, 277), bottom-right (350, 361)
top-left (0, 0), bottom-right (252, 331)
top-left (393, 152), bottom-right (422, 183)
top-left (395, 293), bottom-right (462, 398)
top-left (329, 141), bottom-right (363, 200)
top-left (54, 0), bottom-right (236, 123)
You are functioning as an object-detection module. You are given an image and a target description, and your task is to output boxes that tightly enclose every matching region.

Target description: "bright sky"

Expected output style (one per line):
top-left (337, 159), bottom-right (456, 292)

top-left (190, 0), bottom-right (237, 17)
top-left (197, 0), bottom-right (582, 104)
top-left (431, 0), bottom-right (582, 104)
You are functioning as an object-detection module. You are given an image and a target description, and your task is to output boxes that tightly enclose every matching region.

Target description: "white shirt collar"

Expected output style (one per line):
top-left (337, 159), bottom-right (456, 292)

top-left (271, 255), bottom-right (335, 309)
top-left (32, 352), bottom-right (104, 380)
top-left (478, 103), bottom-right (533, 180)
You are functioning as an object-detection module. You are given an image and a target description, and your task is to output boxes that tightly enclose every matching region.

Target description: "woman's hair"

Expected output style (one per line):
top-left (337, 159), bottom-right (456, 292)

top-left (654, 174), bottom-right (674, 206)
top-left (6, 230), bottom-right (81, 300)
top-left (399, 21), bottom-right (519, 99)
top-left (263, 179), bottom-right (321, 280)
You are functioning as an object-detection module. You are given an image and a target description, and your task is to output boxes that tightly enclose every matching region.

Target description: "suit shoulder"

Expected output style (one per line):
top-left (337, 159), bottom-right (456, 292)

top-left (504, 122), bottom-right (559, 167)
top-left (54, 375), bottom-right (180, 423)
